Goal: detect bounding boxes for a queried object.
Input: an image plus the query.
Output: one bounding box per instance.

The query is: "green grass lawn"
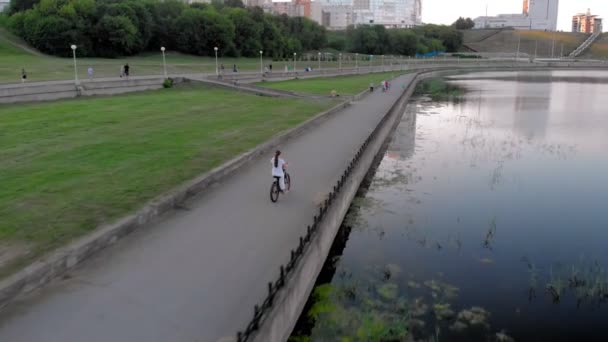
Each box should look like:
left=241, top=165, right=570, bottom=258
left=0, top=84, right=335, bottom=274
left=256, top=71, right=406, bottom=96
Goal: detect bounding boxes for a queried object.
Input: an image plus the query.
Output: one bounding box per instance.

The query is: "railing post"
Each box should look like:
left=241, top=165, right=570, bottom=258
left=253, top=305, right=260, bottom=329
left=268, top=282, right=273, bottom=305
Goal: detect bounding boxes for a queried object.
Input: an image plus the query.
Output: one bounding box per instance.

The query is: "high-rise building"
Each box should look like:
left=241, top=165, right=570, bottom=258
left=352, top=0, right=421, bottom=28
left=0, top=0, right=10, bottom=12
left=322, top=5, right=355, bottom=30
left=474, top=0, right=558, bottom=31
left=265, top=0, right=420, bottom=29
left=572, top=9, right=603, bottom=34
left=527, top=0, right=559, bottom=31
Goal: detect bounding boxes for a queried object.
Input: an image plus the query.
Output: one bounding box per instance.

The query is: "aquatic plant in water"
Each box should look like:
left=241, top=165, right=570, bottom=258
left=377, top=283, right=399, bottom=301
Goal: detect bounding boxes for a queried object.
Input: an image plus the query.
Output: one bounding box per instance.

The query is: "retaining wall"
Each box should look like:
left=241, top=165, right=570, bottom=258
left=0, top=77, right=179, bottom=104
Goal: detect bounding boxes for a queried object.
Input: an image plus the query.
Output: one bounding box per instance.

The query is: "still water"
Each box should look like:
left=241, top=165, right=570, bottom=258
left=292, top=71, right=608, bottom=341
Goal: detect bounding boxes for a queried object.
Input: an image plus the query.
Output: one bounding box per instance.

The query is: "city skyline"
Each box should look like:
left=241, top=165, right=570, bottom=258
left=422, top=0, right=607, bottom=32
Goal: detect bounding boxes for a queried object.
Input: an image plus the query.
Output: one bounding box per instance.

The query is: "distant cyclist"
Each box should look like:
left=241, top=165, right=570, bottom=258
left=271, top=150, right=288, bottom=193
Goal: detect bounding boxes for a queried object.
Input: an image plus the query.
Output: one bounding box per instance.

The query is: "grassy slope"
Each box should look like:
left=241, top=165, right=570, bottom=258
left=0, top=84, right=334, bottom=270
left=0, top=29, right=363, bottom=83
left=0, top=28, right=279, bottom=82
left=257, top=71, right=406, bottom=96
left=466, top=30, right=588, bottom=57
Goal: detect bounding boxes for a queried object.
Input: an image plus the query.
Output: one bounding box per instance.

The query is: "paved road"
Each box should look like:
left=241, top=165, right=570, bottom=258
left=0, top=74, right=416, bottom=342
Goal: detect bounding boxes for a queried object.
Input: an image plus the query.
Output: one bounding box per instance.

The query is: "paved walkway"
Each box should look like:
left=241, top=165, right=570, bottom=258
left=0, top=74, right=415, bottom=342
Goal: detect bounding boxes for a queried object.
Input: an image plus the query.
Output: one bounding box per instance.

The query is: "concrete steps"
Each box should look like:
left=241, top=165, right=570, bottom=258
left=569, top=32, right=601, bottom=58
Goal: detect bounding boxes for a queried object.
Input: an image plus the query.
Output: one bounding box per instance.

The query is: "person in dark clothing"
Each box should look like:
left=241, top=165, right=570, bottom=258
left=124, top=63, right=130, bottom=78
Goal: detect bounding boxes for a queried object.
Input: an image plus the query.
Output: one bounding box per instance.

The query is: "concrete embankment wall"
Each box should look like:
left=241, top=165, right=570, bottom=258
left=0, top=77, right=182, bottom=104
left=249, top=72, right=423, bottom=342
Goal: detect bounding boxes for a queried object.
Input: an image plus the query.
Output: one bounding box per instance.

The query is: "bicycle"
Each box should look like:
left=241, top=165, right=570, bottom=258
left=270, top=172, right=291, bottom=203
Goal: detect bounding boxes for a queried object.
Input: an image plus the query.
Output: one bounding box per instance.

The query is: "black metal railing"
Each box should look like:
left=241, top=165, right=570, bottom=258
left=236, top=76, right=408, bottom=342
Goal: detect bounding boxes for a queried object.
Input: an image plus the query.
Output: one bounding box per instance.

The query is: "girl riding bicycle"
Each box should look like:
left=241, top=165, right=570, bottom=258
left=271, top=150, right=288, bottom=193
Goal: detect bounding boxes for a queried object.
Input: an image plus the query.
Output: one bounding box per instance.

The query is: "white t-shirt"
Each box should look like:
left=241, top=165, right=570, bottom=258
left=271, top=157, right=286, bottom=177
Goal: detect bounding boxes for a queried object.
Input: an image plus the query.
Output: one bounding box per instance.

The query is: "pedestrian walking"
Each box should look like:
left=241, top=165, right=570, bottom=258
left=233, top=64, right=238, bottom=73
left=220, top=63, right=225, bottom=74
left=124, top=63, right=130, bottom=78
left=87, top=66, right=94, bottom=81
left=269, top=64, right=272, bottom=72
left=21, top=68, right=27, bottom=83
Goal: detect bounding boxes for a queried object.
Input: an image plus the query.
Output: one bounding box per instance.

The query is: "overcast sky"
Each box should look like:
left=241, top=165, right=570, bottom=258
left=422, top=0, right=607, bottom=32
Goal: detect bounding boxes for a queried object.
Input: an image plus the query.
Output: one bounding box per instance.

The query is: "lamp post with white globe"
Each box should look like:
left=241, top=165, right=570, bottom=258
left=161, top=47, right=167, bottom=79
left=214, top=47, right=219, bottom=76
left=259, top=50, right=263, bottom=76
left=317, top=52, right=321, bottom=71
left=339, top=53, right=342, bottom=72
left=293, top=52, right=297, bottom=73
left=70, top=44, right=79, bottom=85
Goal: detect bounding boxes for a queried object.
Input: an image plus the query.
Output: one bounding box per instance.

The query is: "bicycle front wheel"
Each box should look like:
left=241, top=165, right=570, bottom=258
left=270, top=182, right=280, bottom=202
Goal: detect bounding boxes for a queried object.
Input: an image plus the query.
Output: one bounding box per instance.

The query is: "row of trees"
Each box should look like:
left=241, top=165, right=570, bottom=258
left=6, top=0, right=327, bottom=58
left=6, top=0, right=463, bottom=58
left=332, top=24, right=463, bottom=56
left=452, top=17, right=475, bottom=30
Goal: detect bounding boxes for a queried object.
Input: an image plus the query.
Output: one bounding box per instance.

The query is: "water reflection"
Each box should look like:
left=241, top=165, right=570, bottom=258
left=292, top=71, right=608, bottom=342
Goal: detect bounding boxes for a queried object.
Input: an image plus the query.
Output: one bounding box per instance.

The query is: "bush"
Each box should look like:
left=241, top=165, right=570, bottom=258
left=163, top=78, right=174, bottom=88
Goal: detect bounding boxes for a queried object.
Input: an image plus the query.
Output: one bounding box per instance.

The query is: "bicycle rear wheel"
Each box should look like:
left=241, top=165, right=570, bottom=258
left=270, top=182, right=280, bottom=202
left=285, top=173, right=291, bottom=191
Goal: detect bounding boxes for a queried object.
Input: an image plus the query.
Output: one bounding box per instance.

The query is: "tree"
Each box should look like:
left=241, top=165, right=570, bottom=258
left=173, top=8, right=235, bottom=56
left=9, top=0, right=39, bottom=14
left=259, top=14, right=285, bottom=58
left=225, top=8, right=261, bottom=57
left=388, top=29, right=418, bottom=56
left=224, top=0, right=244, bottom=8
left=26, top=15, right=74, bottom=55
left=452, top=16, right=475, bottom=30
left=93, top=15, right=138, bottom=57
left=145, top=0, right=186, bottom=50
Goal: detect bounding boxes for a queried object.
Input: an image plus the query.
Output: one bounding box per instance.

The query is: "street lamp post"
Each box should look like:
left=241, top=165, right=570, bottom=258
left=369, top=55, right=373, bottom=72
left=70, top=44, right=79, bottom=85
left=516, top=34, right=521, bottom=63
left=161, top=47, right=167, bottom=79
left=293, top=52, right=297, bottom=73
left=382, top=54, right=384, bottom=71
left=318, top=52, right=321, bottom=71
left=259, top=50, right=263, bottom=76
left=355, top=53, right=358, bottom=72
left=551, top=33, right=556, bottom=58
left=214, top=47, right=219, bottom=76
left=339, top=53, right=342, bottom=72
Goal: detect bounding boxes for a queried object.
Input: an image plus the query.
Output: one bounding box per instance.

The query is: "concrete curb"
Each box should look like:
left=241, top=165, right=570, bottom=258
left=0, top=91, right=367, bottom=309
left=187, top=78, right=318, bottom=99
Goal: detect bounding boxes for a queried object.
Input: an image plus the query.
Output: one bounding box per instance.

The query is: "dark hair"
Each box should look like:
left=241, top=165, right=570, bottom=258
left=274, top=150, right=281, bottom=168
